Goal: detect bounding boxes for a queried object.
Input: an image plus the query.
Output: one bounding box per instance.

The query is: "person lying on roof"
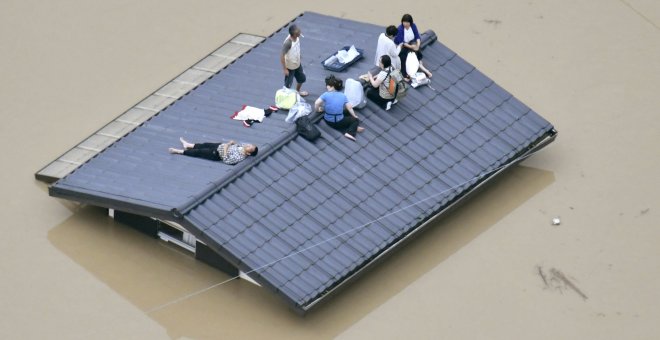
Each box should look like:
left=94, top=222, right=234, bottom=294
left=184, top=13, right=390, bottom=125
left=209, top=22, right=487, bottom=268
left=168, top=138, right=258, bottom=165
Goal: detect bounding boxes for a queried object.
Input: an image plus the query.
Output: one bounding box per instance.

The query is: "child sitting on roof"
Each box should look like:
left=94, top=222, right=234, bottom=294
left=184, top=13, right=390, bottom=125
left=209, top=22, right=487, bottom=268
left=169, top=138, right=258, bottom=165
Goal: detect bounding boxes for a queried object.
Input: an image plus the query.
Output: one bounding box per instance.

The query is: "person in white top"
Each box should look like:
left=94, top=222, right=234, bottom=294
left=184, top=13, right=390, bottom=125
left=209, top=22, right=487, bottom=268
left=280, top=24, right=309, bottom=97
left=394, top=14, right=433, bottom=80
left=374, top=25, right=401, bottom=70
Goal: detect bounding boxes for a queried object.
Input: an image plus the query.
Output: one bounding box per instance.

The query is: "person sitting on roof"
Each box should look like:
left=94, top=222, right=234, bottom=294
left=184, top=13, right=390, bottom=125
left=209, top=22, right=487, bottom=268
left=315, top=75, right=365, bottom=141
left=365, top=55, right=403, bottom=111
left=168, top=138, right=258, bottom=165
left=395, top=14, right=433, bottom=80
left=375, top=25, right=401, bottom=70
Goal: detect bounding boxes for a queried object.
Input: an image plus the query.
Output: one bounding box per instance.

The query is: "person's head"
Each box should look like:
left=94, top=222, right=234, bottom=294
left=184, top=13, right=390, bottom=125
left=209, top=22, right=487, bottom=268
left=244, top=144, right=258, bottom=156
left=385, top=25, right=398, bottom=38
left=380, top=55, right=392, bottom=69
left=401, top=14, right=414, bottom=29
left=288, top=24, right=301, bottom=39
left=324, top=75, right=343, bottom=91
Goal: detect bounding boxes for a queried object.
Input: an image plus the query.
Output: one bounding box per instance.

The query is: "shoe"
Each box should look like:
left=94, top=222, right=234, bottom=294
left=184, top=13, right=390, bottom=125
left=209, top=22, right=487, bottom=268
left=385, top=101, right=392, bottom=111
left=393, top=99, right=398, bottom=105
left=344, top=133, right=356, bottom=141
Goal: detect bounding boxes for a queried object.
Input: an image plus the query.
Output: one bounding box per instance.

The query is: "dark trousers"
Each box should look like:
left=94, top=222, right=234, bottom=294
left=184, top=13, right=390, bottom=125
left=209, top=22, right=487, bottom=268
left=183, top=143, right=222, bottom=161
left=366, top=88, right=393, bottom=110
left=324, top=111, right=359, bottom=137
left=284, top=65, right=307, bottom=88
left=399, top=46, right=423, bottom=78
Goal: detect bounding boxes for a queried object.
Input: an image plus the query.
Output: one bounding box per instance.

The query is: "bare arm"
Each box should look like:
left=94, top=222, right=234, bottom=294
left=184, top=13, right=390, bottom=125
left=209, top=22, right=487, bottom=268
left=314, top=97, right=324, bottom=112
left=367, top=71, right=383, bottom=88
left=281, top=39, right=292, bottom=75
left=345, top=103, right=357, bottom=118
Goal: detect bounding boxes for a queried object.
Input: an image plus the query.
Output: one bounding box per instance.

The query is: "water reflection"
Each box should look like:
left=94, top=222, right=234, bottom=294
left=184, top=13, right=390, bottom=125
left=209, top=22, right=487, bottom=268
left=48, top=164, right=554, bottom=339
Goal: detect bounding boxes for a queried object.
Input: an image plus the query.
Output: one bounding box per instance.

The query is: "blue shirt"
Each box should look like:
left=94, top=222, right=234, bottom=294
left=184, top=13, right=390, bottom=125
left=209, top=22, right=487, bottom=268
left=320, top=91, right=348, bottom=122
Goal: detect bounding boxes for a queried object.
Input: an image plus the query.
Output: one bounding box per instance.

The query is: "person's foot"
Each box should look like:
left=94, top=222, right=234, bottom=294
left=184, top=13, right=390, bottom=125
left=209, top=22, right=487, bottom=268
left=425, top=71, right=433, bottom=78
left=179, top=137, right=194, bottom=149
left=299, top=91, right=309, bottom=97
left=386, top=101, right=393, bottom=111
left=357, top=126, right=365, bottom=133
left=344, top=133, right=356, bottom=141
left=169, top=148, right=183, bottom=154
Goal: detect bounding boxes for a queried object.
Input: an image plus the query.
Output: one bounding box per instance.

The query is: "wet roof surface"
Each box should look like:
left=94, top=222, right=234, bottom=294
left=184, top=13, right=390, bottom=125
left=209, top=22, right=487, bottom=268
left=51, top=12, right=555, bottom=312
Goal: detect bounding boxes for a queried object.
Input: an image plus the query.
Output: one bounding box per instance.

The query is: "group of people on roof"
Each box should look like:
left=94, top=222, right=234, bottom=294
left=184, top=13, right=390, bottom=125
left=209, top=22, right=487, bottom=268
left=170, top=13, right=432, bottom=164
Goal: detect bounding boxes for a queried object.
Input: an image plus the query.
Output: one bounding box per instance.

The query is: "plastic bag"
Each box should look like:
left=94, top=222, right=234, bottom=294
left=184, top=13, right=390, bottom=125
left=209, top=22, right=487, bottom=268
left=344, top=78, right=367, bottom=109
left=275, top=87, right=298, bottom=109
left=405, top=51, right=420, bottom=77
left=336, top=45, right=360, bottom=64
left=285, top=98, right=312, bottom=123
left=410, top=72, right=431, bottom=88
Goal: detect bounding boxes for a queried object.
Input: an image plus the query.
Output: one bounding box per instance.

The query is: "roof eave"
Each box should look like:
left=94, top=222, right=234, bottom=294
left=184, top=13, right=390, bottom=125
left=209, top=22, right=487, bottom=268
left=299, top=128, right=558, bottom=313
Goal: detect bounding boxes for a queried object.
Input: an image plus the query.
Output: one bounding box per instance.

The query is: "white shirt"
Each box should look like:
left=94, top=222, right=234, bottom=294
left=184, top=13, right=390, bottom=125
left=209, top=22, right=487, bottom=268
left=375, top=33, right=401, bottom=69
left=403, top=27, right=415, bottom=43
left=283, top=35, right=301, bottom=69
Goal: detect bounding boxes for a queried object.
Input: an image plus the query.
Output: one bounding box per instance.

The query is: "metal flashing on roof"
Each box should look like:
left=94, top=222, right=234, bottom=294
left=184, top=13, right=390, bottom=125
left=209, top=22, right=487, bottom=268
left=35, top=33, right=265, bottom=183
left=46, top=12, right=556, bottom=314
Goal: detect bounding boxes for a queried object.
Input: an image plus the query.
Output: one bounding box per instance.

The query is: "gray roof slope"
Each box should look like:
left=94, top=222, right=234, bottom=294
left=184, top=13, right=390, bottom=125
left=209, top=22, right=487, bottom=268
left=50, top=12, right=555, bottom=312
left=180, top=14, right=554, bottom=312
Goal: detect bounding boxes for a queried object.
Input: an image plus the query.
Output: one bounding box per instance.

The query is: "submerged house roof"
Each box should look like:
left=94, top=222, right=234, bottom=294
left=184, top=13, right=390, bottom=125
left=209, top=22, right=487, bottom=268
left=49, top=12, right=556, bottom=313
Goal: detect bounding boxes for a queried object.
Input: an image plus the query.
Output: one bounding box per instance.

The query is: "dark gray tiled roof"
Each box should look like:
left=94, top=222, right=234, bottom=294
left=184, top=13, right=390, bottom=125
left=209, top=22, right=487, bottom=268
left=50, top=12, right=555, bottom=313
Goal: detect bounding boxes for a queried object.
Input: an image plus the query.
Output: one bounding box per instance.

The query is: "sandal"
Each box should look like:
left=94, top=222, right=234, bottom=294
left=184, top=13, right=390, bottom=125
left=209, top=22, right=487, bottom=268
left=299, top=91, right=309, bottom=97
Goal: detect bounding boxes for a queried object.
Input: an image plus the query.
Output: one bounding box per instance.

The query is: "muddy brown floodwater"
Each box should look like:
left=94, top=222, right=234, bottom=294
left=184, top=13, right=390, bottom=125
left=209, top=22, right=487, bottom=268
left=2, top=1, right=659, bottom=339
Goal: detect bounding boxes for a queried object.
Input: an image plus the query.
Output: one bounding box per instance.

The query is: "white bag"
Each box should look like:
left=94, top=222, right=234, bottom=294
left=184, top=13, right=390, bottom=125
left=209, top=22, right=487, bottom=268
left=411, top=72, right=430, bottom=88
left=344, top=78, right=367, bottom=109
left=405, top=51, right=420, bottom=77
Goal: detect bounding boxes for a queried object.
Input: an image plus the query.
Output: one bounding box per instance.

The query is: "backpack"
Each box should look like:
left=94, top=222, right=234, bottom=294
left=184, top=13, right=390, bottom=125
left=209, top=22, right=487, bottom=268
left=295, top=116, right=321, bottom=141
left=386, top=69, right=407, bottom=99
left=275, top=87, right=298, bottom=109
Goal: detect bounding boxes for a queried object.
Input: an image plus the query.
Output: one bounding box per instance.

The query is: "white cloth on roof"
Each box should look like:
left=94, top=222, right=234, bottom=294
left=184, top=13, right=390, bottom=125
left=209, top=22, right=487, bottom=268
left=231, top=106, right=265, bottom=122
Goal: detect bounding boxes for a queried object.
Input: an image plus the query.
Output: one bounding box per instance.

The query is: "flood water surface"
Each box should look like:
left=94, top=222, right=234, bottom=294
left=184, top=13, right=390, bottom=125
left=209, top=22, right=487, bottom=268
left=2, top=1, right=659, bottom=339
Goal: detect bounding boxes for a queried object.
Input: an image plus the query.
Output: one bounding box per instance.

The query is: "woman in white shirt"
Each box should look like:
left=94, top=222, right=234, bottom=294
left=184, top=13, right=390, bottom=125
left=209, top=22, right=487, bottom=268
left=394, top=14, right=433, bottom=80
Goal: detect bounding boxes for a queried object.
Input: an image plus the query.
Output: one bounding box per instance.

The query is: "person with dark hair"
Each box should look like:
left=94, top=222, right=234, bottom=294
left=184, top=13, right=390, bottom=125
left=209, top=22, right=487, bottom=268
left=375, top=25, right=401, bottom=69
left=169, top=138, right=258, bottom=165
left=280, top=24, right=308, bottom=97
left=366, top=55, right=404, bottom=111
left=394, top=13, right=433, bottom=79
left=314, top=75, right=364, bottom=141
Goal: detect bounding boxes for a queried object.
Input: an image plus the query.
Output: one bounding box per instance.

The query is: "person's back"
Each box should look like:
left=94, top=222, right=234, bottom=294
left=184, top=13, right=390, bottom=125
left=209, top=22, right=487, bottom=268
left=320, top=91, right=348, bottom=121
left=375, top=25, right=401, bottom=69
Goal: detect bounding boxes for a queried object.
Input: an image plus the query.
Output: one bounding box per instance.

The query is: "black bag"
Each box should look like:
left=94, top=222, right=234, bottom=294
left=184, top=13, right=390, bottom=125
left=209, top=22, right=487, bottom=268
left=295, top=116, right=321, bottom=141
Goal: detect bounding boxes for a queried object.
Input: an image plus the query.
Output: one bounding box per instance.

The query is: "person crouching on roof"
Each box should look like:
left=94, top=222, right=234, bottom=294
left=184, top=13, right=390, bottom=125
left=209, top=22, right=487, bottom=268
left=169, top=138, right=258, bottom=165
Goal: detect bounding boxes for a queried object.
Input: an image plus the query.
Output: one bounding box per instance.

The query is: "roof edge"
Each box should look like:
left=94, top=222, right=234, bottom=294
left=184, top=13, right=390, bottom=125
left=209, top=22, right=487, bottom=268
left=300, top=128, right=557, bottom=313
left=49, top=184, right=175, bottom=221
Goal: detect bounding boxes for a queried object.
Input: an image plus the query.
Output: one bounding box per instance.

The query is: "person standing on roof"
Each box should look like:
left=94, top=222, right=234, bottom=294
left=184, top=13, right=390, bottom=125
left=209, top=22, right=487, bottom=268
left=169, top=138, right=258, bottom=165
left=375, top=25, right=401, bottom=70
left=394, top=14, right=433, bottom=80
left=281, top=24, right=309, bottom=97
left=315, top=75, right=364, bottom=141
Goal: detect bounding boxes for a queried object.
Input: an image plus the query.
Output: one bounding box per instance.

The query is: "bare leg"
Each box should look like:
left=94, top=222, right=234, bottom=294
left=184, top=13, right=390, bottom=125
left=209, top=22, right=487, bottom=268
left=419, top=61, right=433, bottom=78
left=179, top=137, right=194, bottom=149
